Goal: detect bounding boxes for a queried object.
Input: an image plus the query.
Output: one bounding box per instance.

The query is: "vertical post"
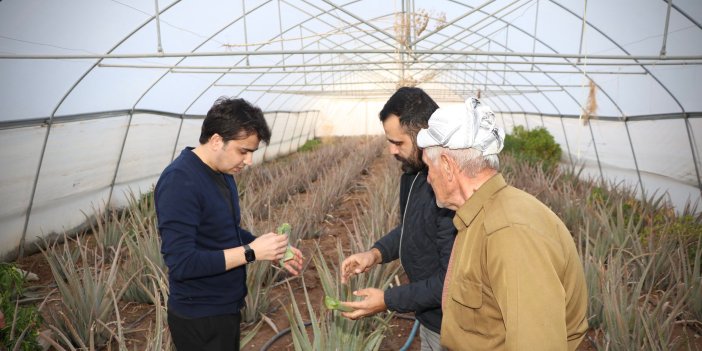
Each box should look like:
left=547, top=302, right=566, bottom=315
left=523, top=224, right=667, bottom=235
left=531, top=0, right=540, bottom=70
left=587, top=120, right=604, bottom=183
left=242, top=0, right=250, bottom=65
left=263, top=112, right=279, bottom=162
left=170, top=115, right=186, bottom=162
left=683, top=113, right=702, bottom=196
left=154, top=0, right=164, bottom=53
left=660, top=0, right=673, bottom=56
left=287, top=112, right=301, bottom=155
left=300, top=25, right=307, bottom=85
left=18, top=117, right=53, bottom=259
left=559, top=115, right=574, bottom=165
left=107, top=111, right=135, bottom=209
left=277, top=0, right=286, bottom=71
left=623, top=118, right=646, bottom=198
left=503, top=25, right=509, bottom=85
left=577, top=0, right=588, bottom=63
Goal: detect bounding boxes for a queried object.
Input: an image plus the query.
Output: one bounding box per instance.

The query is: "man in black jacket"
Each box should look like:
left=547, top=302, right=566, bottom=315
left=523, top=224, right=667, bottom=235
left=340, top=87, right=456, bottom=350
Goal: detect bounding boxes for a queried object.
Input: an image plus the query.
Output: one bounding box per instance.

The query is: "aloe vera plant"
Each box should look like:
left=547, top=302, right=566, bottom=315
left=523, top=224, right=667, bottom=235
left=324, top=295, right=353, bottom=312
left=277, top=222, right=295, bottom=265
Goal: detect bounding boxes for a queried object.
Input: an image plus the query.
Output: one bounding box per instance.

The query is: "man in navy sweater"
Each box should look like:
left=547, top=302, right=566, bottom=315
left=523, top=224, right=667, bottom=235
left=155, top=97, right=303, bottom=351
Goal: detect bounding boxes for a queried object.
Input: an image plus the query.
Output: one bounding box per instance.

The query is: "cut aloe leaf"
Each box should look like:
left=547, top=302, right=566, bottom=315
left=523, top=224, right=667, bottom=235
left=276, top=223, right=291, bottom=235
left=324, top=295, right=353, bottom=312
left=276, top=223, right=295, bottom=265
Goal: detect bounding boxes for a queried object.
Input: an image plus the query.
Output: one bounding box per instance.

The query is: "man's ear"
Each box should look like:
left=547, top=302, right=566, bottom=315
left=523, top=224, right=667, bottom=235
left=440, top=153, right=454, bottom=182
left=209, top=133, right=223, bottom=150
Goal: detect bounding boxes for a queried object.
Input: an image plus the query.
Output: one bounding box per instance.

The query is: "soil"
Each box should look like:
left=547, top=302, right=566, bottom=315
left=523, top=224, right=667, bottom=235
left=14, top=152, right=422, bottom=350
left=13, top=147, right=700, bottom=350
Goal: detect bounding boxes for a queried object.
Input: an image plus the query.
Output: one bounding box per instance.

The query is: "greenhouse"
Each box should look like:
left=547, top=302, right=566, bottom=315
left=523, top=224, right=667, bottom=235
left=0, top=0, right=700, bottom=350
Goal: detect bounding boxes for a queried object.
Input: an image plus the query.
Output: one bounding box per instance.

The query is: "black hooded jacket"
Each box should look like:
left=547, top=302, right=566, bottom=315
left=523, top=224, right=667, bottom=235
left=372, top=168, right=456, bottom=333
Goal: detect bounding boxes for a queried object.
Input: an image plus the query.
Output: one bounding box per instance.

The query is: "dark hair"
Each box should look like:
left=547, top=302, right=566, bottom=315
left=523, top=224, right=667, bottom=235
left=199, top=97, right=271, bottom=145
left=379, top=87, right=439, bottom=138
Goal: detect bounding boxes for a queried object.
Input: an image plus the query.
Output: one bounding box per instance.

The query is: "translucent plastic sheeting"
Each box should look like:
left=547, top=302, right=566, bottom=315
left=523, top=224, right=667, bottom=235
left=0, top=126, right=46, bottom=258
left=24, top=116, right=130, bottom=259
left=628, top=119, right=698, bottom=187
left=516, top=114, right=702, bottom=212
left=0, top=110, right=317, bottom=261
left=111, top=113, right=181, bottom=207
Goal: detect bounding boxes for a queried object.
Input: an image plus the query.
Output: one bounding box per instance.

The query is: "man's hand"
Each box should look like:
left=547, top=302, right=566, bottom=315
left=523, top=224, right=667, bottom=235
left=341, top=249, right=382, bottom=284
left=250, top=232, right=288, bottom=261
left=282, top=246, right=304, bottom=275
left=340, top=288, right=387, bottom=320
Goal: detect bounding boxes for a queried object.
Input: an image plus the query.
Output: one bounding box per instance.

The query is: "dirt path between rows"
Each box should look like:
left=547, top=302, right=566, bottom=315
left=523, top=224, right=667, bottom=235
left=243, top=152, right=420, bottom=350
left=14, top=150, right=420, bottom=351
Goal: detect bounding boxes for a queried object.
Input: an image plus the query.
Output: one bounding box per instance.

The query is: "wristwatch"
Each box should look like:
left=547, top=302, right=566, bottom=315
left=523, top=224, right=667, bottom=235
left=243, top=244, right=256, bottom=263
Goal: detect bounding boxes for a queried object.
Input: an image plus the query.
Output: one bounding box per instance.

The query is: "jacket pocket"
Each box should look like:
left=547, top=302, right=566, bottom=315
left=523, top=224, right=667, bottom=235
left=450, top=279, right=485, bottom=335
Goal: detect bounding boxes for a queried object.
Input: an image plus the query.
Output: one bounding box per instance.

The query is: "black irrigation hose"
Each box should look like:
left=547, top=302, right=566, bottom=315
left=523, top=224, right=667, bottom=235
left=260, top=322, right=312, bottom=351
left=259, top=315, right=417, bottom=351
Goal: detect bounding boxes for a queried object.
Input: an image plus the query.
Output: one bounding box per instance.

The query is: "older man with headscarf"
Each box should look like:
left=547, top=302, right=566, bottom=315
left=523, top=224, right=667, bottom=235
left=416, top=97, right=588, bottom=351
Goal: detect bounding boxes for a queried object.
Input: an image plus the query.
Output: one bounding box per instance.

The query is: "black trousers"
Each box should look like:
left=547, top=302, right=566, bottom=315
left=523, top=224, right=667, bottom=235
left=168, top=310, right=241, bottom=351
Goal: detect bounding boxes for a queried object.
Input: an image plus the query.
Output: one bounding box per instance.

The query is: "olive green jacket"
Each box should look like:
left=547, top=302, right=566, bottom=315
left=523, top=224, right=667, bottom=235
left=441, top=174, right=588, bottom=350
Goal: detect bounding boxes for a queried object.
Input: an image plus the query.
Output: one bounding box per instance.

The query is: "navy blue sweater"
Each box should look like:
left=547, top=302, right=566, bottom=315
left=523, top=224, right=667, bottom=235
left=155, top=147, right=255, bottom=319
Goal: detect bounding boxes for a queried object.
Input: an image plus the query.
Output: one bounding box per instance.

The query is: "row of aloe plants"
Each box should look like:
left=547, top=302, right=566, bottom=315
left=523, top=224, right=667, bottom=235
left=284, top=153, right=404, bottom=350
left=34, top=137, right=380, bottom=350
left=502, top=154, right=702, bottom=350
left=27, top=137, right=701, bottom=350
left=237, top=137, right=358, bottom=220
left=240, top=137, right=386, bottom=324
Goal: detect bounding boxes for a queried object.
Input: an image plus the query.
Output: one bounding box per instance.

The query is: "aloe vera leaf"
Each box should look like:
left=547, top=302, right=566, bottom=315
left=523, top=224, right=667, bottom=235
left=324, top=295, right=353, bottom=312
left=276, top=223, right=291, bottom=235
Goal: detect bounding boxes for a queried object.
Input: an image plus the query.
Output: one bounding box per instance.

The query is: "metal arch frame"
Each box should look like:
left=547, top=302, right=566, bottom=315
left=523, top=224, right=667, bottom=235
left=177, top=0, right=403, bottom=113
left=184, top=1, right=408, bottom=116
left=16, top=0, right=184, bottom=258
left=249, top=0, right=595, bottom=161
left=549, top=0, right=702, bottom=198
left=104, top=0, right=275, bottom=210
left=243, top=0, right=422, bottom=107
left=11, top=0, right=702, bottom=253
left=245, top=6, right=402, bottom=110
left=413, top=0, right=629, bottom=186
left=403, top=1, right=567, bottom=131
left=256, top=0, right=543, bottom=112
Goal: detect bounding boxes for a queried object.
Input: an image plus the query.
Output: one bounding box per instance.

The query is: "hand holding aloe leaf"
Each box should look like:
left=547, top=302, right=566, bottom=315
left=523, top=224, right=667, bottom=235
left=324, top=295, right=353, bottom=312
left=277, top=223, right=295, bottom=265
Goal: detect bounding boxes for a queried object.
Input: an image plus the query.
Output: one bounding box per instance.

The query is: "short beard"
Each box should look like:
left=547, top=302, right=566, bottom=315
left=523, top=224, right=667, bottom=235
left=395, top=149, right=424, bottom=173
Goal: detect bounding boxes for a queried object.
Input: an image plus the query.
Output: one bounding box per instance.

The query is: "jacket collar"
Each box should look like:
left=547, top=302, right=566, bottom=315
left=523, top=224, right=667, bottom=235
left=453, top=173, right=508, bottom=231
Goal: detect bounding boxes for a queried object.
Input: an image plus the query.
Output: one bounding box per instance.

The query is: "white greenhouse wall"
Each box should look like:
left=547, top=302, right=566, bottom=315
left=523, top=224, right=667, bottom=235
left=314, top=98, right=701, bottom=213
left=0, top=110, right=318, bottom=262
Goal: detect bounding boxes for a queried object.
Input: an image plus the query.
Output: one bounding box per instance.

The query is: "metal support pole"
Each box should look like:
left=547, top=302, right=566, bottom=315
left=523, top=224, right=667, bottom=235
left=559, top=115, right=574, bottom=165
left=171, top=115, right=186, bottom=162
left=262, top=112, right=279, bottom=161
left=531, top=0, right=540, bottom=70
left=18, top=117, right=52, bottom=258
left=587, top=120, right=604, bottom=183
left=242, top=0, right=250, bottom=65
left=277, top=0, right=286, bottom=70
left=154, top=0, right=164, bottom=53
left=106, top=111, right=135, bottom=208
left=287, top=112, right=301, bottom=155
left=622, top=118, right=646, bottom=198
left=661, top=0, right=673, bottom=56
left=683, top=113, right=702, bottom=196
left=577, top=0, right=588, bottom=63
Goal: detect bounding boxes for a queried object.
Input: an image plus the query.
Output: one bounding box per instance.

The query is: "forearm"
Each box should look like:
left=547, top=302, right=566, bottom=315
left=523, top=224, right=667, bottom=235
left=223, top=246, right=248, bottom=270
left=372, top=226, right=401, bottom=263
left=369, top=247, right=383, bottom=265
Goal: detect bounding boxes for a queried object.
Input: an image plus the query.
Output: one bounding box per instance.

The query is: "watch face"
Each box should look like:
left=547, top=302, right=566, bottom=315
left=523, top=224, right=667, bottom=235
left=245, top=247, right=255, bottom=262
